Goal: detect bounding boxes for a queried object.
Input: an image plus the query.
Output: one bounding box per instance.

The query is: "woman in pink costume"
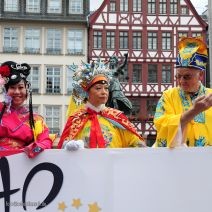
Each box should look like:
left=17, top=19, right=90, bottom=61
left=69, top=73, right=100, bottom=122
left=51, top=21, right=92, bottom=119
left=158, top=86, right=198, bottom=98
left=0, top=61, right=52, bottom=158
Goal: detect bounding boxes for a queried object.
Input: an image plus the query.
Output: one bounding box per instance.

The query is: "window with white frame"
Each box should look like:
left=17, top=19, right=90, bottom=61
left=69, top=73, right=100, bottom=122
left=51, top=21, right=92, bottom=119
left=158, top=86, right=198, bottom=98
left=4, top=0, right=18, bottom=12
left=118, top=67, right=128, bottom=82
left=178, top=32, right=188, bottom=40
left=192, top=32, right=202, bottom=38
left=130, top=99, right=140, bottom=117
left=119, top=31, right=128, bottom=49
left=148, top=0, right=156, bottom=14
left=120, top=0, right=128, bottom=12
left=28, top=65, right=40, bottom=93
left=181, top=6, right=188, bottom=15
left=110, top=1, right=116, bottom=12
left=132, top=64, right=142, bottom=82
left=67, top=30, right=83, bottom=54
left=45, top=106, right=60, bottom=135
left=47, top=0, right=62, bottom=13
left=133, top=0, right=141, bottom=12
left=170, top=0, right=178, bottom=14
left=32, top=105, right=39, bottom=114
left=26, top=0, right=40, bottom=13
left=66, top=66, right=74, bottom=94
left=148, top=32, right=157, bottom=50
left=148, top=64, right=157, bottom=83
left=162, top=32, right=171, bottom=50
left=106, top=31, right=115, bottom=49
left=159, top=0, right=166, bottom=14
left=25, top=28, right=40, bottom=54
left=93, top=31, right=102, bottom=49
left=147, top=99, right=158, bottom=118
left=46, top=29, right=62, bottom=54
left=69, top=0, right=83, bottom=14
left=3, top=27, right=18, bottom=53
left=162, top=65, right=171, bottom=83
left=46, top=66, right=61, bottom=94
left=133, top=31, right=142, bottom=49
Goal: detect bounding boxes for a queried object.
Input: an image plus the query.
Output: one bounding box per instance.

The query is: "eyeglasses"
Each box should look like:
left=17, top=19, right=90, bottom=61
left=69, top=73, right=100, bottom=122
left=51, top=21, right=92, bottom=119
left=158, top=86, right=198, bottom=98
left=175, top=74, right=194, bottom=80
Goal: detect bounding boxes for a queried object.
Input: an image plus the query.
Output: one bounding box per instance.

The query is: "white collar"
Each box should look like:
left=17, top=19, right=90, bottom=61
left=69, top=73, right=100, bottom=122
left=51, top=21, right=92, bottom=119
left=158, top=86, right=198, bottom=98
left=86, top=102, right=106, bottom=112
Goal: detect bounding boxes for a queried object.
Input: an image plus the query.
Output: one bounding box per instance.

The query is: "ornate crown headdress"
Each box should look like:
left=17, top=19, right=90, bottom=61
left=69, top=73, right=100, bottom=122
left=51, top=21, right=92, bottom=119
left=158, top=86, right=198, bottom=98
left=68, top=58, right=113, bottom=103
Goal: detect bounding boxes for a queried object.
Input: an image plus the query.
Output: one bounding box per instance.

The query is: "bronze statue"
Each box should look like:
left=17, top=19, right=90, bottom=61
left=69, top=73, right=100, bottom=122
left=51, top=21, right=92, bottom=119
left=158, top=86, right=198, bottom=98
left=107, top=53, right=132, bottom=115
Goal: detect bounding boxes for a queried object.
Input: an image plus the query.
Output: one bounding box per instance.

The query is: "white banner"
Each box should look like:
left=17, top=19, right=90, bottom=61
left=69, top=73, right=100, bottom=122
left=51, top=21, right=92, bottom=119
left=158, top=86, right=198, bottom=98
left=0, top=148, right=212, bottom=212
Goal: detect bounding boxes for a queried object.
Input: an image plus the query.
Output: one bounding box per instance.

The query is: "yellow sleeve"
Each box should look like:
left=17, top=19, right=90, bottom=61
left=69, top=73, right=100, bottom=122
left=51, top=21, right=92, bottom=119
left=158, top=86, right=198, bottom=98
left=153, top=89, right=182, bottom=147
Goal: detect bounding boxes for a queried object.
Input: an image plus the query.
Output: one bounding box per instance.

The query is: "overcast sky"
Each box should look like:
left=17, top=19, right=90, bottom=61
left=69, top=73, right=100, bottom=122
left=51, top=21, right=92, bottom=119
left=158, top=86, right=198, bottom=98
left=90, top=0, right=208, bottom=14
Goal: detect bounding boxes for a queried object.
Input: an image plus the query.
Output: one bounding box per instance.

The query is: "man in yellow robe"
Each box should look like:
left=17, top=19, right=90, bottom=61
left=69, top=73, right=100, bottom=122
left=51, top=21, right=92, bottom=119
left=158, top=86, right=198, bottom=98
left=153, top=37, right=212, bottom=147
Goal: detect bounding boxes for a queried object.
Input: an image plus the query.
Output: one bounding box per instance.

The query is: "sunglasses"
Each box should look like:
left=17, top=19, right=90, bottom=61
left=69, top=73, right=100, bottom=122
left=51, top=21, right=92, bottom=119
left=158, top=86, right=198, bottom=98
left=175, top=74, right=194, bottom=80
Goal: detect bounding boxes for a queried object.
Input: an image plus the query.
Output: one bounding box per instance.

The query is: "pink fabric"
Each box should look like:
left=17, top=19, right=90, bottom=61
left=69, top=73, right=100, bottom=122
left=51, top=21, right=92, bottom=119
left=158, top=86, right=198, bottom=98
left=0, top=103, right=52, bottom=157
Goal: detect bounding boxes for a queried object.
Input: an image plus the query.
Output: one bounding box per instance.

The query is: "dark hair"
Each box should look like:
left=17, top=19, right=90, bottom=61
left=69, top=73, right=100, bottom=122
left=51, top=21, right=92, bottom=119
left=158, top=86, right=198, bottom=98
left=0, top=61, right=35, bottom=129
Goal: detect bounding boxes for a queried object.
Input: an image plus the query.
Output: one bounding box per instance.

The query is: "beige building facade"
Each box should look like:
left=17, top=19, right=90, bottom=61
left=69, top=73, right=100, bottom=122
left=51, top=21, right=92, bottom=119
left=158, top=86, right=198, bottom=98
left=0, top=0, right=89, bottom=139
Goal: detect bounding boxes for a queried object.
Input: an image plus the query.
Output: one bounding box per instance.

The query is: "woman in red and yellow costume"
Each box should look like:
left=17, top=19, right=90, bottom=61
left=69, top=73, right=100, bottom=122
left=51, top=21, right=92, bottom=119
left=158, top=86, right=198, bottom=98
left=0, top=61, right=53, bottom=157
left=58, top=59, right=146, bottom=150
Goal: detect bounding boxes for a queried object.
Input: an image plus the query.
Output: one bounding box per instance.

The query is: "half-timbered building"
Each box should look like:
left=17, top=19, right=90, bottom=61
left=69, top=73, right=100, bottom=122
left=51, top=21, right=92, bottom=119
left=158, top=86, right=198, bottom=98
left=88, top=0, right=208, bottom=146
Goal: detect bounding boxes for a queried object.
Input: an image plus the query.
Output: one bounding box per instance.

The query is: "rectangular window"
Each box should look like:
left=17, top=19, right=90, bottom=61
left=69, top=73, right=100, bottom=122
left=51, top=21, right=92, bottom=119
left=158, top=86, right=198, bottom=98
left=110, top=2, right=116, bottom=12
left=46, top=66, right=61, bottom=94
left=192, top=32, right=202, bottom=38
left=3, top=27, right=18, bottom=53
left=148, top=0, right=156, bottom=14
left=119, top=31, right=128, bottom=49
left=45, top=106, right=60, bottom=134
left=29, top=65, right=40, bottom=93
left=162, top=65, right=171, bottom=83
left=159, top=0, right=166, bottom=14
left=46, top=29, right=62, bottom=54
left=106, top=31, right=115, bottom=49
left=181, top=6, right=188, bottom=15
left=148, top=32, right=157, bottom=50
left=133, top=32, right=142, bottom=49
left=147, top=99, right=158, bottom=118
left=133, top=0, right=141, bottom=12
left=118, top=67, right=128, bottom=82
left=93, top=31, right=102, bottom=49
left=162, top=32, right=171, bottom=50
left=26, top=0, right=40, bottom=13
left=170, top=0, right=178, bottom=14
left=24, top=28, right=40, bottom=54
left=66, top=66, right=74, bottom=94
left=120, top=0, right=128, bottom=12
left=148, top=64, right=157, bottom=83
left=47, top=0, right=62, bottom=13
left=132, top=64, right=142, bottom=82
left=33, top=105, right=39, bottom=114
left=67, top=30, right=83, bottom=54
left=69, top=0, right=83, bottom=14
left=178, top=32, right=188, bottom=40
left=4, top=0, right=18, bottom=11
left=131, top=99, right=140, bottom=117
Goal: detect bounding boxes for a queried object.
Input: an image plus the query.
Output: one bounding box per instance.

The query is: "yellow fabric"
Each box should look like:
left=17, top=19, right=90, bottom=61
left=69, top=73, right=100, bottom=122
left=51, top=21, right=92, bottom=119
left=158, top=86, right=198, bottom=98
left=75, top=115, right=141, bottom=148
left=33, top=119, right=44, bottom=141
left=66, top=95, right=85, bottom=118
left=154, top=87, right=212, bottom=147
left=179, top=37, right=208, bottom=59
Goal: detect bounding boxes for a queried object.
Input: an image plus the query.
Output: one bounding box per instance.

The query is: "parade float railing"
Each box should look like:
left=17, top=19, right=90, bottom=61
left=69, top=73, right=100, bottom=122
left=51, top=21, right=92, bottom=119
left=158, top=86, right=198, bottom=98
left=0, top=148, right=212, bottom=212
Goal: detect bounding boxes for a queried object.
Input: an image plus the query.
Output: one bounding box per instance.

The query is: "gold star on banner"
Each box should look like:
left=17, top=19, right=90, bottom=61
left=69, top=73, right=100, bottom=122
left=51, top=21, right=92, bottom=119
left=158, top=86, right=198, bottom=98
left=72, top=198, right=82, bottom=209
left=88, top=202, right=101, bottom=212
left=58, top=201, right=67, bottom=211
